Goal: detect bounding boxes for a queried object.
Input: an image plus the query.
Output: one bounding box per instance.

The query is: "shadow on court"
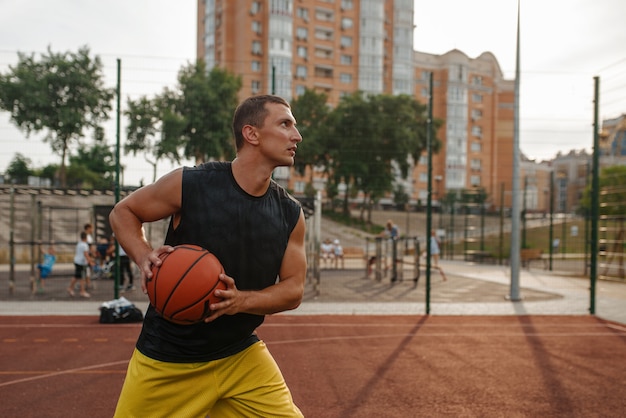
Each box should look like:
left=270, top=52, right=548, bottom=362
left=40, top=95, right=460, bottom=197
left=1, top=314, right=625, bottom=417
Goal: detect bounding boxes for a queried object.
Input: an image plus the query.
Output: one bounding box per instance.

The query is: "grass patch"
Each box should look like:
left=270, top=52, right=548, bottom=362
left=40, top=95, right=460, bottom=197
left=323, top=210, right=385, bottom=235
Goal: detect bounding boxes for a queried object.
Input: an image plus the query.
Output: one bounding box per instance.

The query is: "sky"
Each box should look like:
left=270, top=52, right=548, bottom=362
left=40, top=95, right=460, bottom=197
left=0, top=0, right=625, bottom=186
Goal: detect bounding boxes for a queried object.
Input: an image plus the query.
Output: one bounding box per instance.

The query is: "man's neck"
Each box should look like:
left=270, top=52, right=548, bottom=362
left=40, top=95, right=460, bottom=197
left=231, top=158, right=273, bottom=197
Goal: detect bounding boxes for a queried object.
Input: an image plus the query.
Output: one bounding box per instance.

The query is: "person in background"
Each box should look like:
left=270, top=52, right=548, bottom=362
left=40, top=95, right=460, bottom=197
left=423, top=229, right=446, bottom=282
left=321, top=238, right=335, bottom=269
left=383, top=219, right=399, bottom=239
left=83, top=223, right=95, bottom=290
left=67, top=231, right=94, bottom=298
left=373, top=220, right=400, bottom=277
left=333, top=239, right=344, bottom=269
left=118, top=243, right=135, bottom=291
left=36, top=242, right=56, bottom=292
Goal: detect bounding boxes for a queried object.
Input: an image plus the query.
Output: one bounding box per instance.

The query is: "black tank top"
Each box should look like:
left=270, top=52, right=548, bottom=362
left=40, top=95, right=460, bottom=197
left=136, top=162, right=302, bottom=362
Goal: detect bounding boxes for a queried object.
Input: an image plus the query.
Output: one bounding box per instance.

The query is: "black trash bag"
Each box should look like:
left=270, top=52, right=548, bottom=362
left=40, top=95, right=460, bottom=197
left=99, top=297, right=144, bottom=324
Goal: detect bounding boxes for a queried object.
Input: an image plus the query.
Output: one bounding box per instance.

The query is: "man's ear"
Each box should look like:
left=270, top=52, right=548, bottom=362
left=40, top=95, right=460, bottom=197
left=242, top=125, right=259, bottom=145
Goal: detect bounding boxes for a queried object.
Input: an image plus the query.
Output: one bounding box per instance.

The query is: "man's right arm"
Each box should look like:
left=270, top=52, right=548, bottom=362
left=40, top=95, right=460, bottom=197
left=109, top=168, right=183, bottom=283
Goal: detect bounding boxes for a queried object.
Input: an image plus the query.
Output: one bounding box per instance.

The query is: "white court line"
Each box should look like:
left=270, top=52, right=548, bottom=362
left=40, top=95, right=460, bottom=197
left=0, top=323, right=140, bottom=328
left=607, top=323, right=626, bottom=332
left=0, top=360, right=128, bottom=388
left=263, top=331, right=626, bottom=345
left=262, top=322, right=615, bottom=328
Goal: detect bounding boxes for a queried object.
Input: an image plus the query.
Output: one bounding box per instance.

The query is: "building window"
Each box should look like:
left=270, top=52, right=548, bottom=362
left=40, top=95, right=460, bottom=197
left=471, top=141, right=482, bottom=152
left=297, top=46, right=308, bottom=59
left=471, top=159, right=481, bottom=170
left=296, top=65, right=307, bottom=79
left=251, top=61, right=261, bottom=72
left=270, top=0, right=292, bottom=15
left=314, top=66, right=333, bottom=79
left=472, top=93, right=483, bottom=103
left=252, top=41, right=262, bottom=55
left=295, top=85, right=306, bottom=96
left=315, top=8, right=334, bottom=22
left=421, top=87, right=429, bottom=98
left=314, top=47, right=332, bottom=59
left=472, top=76, right=483, bottom=85
left=471, top=109, right=482, bottom=121
left=252, top=21, right=262, bottom=34
left=341, top=17, right=353, bottom=29
left=341, top=0, right=353, bottom=10
left=340, top=54, right=352, bottom=65
left=315, top=27, right=333, bottom=41
left=294, top=181, right=306, bottom=194
left=470, top=175, right=481, bottom=186
left=451, top=64, right=467, bottom=82
left=296, top=27, right=308, bottom=40
left=340, top=73, right=352, bottom=83
left=251, top=80, right=261, bottom=93
left=250, top=1, right=261, bottom=15
left=340, top=35, right=352, bottom=47
left=472, top=126, right=482, bottom=138
left=296, top=7, right=309, bottom=21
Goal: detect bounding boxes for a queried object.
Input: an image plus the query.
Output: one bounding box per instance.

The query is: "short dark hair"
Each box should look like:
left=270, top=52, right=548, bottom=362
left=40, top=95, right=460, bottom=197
left=232, top=95, right=290, bottom=150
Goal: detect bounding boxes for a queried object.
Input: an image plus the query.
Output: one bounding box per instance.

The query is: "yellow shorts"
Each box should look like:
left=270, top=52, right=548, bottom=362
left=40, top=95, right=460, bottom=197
left=114, top=341, right=303, bottom=418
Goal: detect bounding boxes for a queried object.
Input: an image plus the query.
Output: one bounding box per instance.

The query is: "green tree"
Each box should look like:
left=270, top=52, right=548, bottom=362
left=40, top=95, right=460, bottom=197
left=66, top=142, right=116, bottom=189
left=325, top=92, right=437, bottom=222
left=0, top=46, right=114, bottom=186
left=35, top=164, right=59, bottom=184
left=580, top=165, right=626, bottom=216
left=176, top=62, right=241, bottom=163
left=290, top=89, right=330, bottom=184
left=125, top=94, right=182, bottom=184
left=5, top=153, right=33, bottom=184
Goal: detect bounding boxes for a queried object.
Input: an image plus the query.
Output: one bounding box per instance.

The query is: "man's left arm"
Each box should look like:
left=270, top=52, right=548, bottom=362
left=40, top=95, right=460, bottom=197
left=206, top=210, right=307, bottom=320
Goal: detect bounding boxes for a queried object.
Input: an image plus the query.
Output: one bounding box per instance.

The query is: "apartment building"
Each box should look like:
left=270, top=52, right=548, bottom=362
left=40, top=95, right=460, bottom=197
left=197, top=0, right=414, bottom=103
left=196, top=0, right=525, bottom=210
left=412, top=50, right=516, bottom=210
left=552, top=150, right=591, bottom=214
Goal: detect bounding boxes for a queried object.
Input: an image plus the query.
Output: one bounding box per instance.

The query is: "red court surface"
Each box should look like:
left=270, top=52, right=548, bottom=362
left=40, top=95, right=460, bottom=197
left=1, top=314, right=626, bottom=417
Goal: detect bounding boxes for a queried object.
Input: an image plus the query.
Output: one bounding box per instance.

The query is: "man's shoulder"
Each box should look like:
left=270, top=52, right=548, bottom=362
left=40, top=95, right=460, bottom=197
left=270, top=180, right=301, bottom=207
left=187, top=161, right=231, bottom=172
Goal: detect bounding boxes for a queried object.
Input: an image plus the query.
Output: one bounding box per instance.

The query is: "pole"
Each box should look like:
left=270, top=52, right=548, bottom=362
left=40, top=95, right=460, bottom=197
left=9, top=184, right=15, bottom=294
left=589, top=76, right=600, bottom=315
left=499, top=183, right=505, bottom=265
left=114, top=58, right=121, bottom=299
left=509, top=0, right=522, bottom=301
left=522, top=176, right=527, bottom=249
left=549, top=170, right=554, bottom=270
left=425, top=71, right=433, bottom=314
left=584, top=160, right=590, bottom=277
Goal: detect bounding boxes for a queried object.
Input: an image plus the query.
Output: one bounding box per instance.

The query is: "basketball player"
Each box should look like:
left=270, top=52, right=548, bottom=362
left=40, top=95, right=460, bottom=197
left=109, top=95, right=305, bottom=417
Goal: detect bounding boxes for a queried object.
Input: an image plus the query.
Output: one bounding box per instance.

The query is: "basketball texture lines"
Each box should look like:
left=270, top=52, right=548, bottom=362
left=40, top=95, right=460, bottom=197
left=148, top=244, right=225, bottom=324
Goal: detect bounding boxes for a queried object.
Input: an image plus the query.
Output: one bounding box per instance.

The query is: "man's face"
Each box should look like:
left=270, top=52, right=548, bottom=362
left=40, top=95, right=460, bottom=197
left=256, top=103, right=303, bottom=167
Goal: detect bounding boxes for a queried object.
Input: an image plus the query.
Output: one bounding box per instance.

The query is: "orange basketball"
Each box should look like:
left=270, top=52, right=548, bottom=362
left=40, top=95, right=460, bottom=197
left=147, top=244, right=226, bottom=325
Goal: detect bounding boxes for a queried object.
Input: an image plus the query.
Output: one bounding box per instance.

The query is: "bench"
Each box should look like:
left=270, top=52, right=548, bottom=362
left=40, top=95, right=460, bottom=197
left=464, top=250, right=495, bottom=264
left=520, top=248, right=546, bottom=269
left=343, top=247, right=365, bottom=259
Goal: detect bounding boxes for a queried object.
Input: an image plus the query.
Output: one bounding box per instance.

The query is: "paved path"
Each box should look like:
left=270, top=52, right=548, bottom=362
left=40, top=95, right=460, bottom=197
left=1, top=259, right=625, bottom=325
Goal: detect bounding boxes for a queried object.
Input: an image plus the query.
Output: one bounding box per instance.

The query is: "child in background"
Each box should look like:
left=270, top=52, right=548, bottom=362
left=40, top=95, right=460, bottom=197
left=36, top=242, right=56, bottom=292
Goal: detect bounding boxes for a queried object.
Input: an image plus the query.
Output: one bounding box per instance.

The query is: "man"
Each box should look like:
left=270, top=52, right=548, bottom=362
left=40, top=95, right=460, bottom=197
left=83, top=223, right=95, bottom=289
left=66, top=232, right=93, bottom=298
left=109, top=95, right=306, bottom=417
